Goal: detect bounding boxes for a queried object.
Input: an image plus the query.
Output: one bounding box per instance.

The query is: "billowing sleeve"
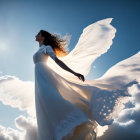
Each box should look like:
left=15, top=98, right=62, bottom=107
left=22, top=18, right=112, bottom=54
left=42, top=45, right=57, bottom=61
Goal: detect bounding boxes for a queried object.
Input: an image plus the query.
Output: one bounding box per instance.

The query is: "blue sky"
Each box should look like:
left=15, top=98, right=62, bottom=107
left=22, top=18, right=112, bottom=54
left=0, top=0, right=139, bottom=81
left=0, top=0, right=140, bottom=139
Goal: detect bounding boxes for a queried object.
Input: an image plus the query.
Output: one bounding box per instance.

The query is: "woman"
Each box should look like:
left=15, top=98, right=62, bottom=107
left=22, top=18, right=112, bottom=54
left=33, top=19, right=135, bottom=140
left=33, top=30, right=97, bottom=140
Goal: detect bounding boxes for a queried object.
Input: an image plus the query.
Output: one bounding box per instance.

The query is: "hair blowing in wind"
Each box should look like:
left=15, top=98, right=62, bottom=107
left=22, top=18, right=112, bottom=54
left=40, top=30, right=71, bottom=57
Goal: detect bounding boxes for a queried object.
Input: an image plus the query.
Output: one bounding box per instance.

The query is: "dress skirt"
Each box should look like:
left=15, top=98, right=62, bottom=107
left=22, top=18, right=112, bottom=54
left=35, top=61, right=131, bottom=140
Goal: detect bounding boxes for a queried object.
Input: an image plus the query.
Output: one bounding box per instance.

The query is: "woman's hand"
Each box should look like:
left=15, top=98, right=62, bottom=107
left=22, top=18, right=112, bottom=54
left=74, top=73, right=85, bottom=82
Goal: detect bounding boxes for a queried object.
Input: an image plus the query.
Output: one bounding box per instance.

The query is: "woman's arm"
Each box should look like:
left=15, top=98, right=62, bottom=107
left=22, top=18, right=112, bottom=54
left=54, top=57, right=85, bottom=82
left=42, top=45, right=85, bottom=81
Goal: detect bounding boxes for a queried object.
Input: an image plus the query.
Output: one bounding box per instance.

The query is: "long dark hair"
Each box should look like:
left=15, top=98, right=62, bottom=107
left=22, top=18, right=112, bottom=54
left=40, top=30, right=70, bottom=57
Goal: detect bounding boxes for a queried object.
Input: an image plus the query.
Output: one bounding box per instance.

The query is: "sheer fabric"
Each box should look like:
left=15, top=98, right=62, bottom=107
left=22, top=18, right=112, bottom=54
left=33, top=18, right=137, bottom=140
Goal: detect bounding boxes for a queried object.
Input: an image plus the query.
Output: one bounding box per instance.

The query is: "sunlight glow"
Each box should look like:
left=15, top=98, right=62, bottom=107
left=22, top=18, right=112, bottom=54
left=0, top=41, right=9, bottom=52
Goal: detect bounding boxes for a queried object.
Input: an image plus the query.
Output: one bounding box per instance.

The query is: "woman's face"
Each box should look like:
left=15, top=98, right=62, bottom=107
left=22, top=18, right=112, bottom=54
left=35, top=32, right=44, bottom=42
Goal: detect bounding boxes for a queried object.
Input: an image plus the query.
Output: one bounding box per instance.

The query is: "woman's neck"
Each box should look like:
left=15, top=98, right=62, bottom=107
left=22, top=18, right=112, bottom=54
left=39, top=41, right=44, bottom=47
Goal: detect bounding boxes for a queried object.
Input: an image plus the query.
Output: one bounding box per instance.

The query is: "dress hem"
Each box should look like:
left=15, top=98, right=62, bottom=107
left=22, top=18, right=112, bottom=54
left=54, top=108, right=90, bottom=140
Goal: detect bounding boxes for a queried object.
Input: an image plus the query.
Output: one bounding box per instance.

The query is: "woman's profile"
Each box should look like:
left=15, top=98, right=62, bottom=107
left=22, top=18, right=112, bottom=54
left=33, top=18, right=136, bottom=140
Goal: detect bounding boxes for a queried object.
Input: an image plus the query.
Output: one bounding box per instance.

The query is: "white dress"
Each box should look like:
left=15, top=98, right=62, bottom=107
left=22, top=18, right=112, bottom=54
left=33, top=18, right=137, bottom=140
left=33, top=45, right=95, bottom=140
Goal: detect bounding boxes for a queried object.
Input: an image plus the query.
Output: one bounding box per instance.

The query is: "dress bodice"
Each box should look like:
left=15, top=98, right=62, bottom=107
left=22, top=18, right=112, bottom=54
left=33, top=44, right=56, bottom=64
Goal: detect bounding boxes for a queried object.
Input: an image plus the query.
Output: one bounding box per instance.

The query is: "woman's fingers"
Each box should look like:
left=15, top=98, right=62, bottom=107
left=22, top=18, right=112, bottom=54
left=79, top=75, right=85, bottom=82
left=75, top=73, right=85, bottom=82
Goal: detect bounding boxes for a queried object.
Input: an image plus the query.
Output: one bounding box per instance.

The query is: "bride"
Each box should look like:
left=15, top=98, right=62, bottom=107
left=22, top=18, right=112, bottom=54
left=33, top=18, right=137, bottom=140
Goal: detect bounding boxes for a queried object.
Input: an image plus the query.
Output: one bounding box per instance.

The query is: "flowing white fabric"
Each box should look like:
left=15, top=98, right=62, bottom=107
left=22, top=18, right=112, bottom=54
left=33, top=18, right=139, bottom=140
left=46, top=18, right=116, bottom=79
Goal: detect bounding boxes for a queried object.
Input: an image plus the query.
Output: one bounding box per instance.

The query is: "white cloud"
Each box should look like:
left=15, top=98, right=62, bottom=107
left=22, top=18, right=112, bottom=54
left=0, top=75, right=36, bottom=117
left=97, top=83, right=140, bottom=140
left=0, top=75, right=38, bottom=140
left=0, top=115, right=37, bottom=140
left=0, top=125, right=21, bottom=140
left=15, top=115, right=37, bottom=140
